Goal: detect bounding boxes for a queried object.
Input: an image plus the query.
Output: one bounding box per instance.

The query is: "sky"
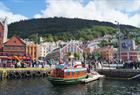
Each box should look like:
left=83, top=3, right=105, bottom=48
left=0, top=0, right=140, bottom=27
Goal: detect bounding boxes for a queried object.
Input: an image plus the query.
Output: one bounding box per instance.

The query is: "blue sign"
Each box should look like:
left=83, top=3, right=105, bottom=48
left=121, top=42, right=128, bottom=49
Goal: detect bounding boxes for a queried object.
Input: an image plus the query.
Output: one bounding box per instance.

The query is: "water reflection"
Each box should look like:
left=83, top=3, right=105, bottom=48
left=0, top=79, right=140, bottom=95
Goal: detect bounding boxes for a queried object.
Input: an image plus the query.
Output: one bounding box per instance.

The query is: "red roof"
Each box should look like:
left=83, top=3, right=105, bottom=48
left=4, top=35, right=26, bottom=46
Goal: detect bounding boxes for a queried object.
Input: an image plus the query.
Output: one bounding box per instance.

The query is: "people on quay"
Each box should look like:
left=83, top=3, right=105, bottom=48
left=3, top=60, right=7, bottom=68
left=21, top=61, right=25, bottom=68
left=47, top=59, right=53, bottom=68
left=32, top=59, right=36, bottom=67
left=95, top=61, right=102, bottom=69
left=121, top=60, right=140, bottom=69
left=17, top=61, right=21, bottom=68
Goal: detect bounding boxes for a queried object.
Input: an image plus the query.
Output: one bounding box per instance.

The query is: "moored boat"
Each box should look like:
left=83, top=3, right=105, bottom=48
left=47, top=61, right=87, bottom=85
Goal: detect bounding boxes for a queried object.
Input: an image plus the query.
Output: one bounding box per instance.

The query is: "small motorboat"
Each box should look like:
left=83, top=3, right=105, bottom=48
left=80, top=71, right=104, bottom=83
left=47, top=61, right=88, bottom=85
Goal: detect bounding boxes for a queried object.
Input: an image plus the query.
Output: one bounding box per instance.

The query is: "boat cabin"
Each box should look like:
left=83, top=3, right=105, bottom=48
left=51, top=68, right=87, bottom=79
left=50, top=61, right=87, bottom=79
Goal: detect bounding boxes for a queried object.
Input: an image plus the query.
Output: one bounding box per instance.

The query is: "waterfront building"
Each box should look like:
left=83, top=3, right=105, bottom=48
left=26, top=41, right=39, bottom=60
left=46, top=41, right=83, bottom=61
left=120, top=39, right=136, bottom=51
left=119, top=39, right=139, bottom=61
left=3, top=35, right=26, bottom=56
left=120, top=51, right=140, bottom=61
left=93, top=46, right=116, bottom=60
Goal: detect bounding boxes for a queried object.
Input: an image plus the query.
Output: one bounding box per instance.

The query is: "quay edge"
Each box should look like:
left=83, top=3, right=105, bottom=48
left=97, top=69, right=140, bottom=80
left=0, top=68, right=51, bottom=80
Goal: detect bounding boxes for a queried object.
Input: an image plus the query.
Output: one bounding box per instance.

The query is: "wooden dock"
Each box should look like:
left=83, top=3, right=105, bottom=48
left=0, top=68, right=51, bottom=80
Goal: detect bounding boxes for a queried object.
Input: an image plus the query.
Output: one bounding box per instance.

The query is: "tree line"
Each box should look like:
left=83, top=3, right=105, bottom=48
left=8, top=17, right=140, bottom=43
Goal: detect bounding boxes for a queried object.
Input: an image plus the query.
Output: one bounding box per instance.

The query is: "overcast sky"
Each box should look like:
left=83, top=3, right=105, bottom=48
left=1, top=0, right=140, bottom=27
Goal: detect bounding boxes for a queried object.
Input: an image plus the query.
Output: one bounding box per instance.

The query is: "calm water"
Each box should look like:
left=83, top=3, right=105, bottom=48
left=0, top=78, right=140, bottom=95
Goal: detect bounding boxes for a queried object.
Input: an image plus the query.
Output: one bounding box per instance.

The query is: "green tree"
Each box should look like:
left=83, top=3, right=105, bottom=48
left=98, top=40, right=112, bottom=47
left=8, top=17, right=140, bottom=41
left=74, top=52, right=80, bottom=60
left=135, top=38, right=140, bottom=45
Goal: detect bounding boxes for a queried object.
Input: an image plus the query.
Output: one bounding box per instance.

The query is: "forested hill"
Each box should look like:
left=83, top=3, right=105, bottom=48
left=8, top=17, right=140, bottom=41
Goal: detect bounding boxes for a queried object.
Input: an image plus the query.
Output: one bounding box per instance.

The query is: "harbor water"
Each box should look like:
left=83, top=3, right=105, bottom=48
left=0, top=78, right=140, bottom=95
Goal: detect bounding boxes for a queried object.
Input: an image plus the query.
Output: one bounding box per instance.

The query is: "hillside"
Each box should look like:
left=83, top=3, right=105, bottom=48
left=8, top=17, right=140, bottom=42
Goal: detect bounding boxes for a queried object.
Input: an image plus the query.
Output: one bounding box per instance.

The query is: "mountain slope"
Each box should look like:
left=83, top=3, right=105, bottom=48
left=8, top=17, right=140, bottom=41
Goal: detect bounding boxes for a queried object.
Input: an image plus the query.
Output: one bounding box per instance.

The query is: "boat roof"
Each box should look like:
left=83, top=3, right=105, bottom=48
left=64, top=68, right=87, bottom=72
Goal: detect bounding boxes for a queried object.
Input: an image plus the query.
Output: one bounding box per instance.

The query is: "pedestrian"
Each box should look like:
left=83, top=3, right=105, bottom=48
left=32, top=59, right=36, bottom=67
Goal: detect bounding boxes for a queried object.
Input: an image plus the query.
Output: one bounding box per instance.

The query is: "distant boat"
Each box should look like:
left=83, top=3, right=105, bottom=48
left=47, top=61, right=87, bottom=85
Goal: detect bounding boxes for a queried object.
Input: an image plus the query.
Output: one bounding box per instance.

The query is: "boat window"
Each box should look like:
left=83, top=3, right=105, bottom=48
left=77, top=71, right=80, bottom=75
left=66, top=72, right=70, bottom=76
left=72, top=72, right=75, bottom=76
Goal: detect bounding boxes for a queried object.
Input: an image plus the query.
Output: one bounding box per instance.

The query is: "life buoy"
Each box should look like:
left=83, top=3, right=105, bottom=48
left=26, top=71, right=31, bottom=78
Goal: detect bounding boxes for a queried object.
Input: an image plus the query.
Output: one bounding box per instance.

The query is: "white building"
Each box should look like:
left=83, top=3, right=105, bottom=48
left=38, top=40, right=83, bottom=59
left=38, top=42, right=59, bottom=58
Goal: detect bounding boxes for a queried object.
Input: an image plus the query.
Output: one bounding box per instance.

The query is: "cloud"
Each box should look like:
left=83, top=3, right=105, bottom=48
left=0, top=1, right=27, bottom=24
left=34, top=0, right=140, bottom=27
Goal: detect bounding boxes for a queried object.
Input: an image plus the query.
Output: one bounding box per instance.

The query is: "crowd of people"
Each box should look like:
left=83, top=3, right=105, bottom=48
left=1, top=57, right=140, bottom=70
left=121, top=61, right=140, bottom=69
left=0, top=59, right=53, bottom=68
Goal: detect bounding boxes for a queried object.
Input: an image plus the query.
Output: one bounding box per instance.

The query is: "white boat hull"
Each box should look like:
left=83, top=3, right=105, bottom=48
left=81, top=73, right=104, bottom=83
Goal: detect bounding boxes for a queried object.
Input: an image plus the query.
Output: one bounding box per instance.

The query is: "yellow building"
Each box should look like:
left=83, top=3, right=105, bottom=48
left=26, top=43, right=39, bottom=60
left=94, top=46, right=115, bottom=60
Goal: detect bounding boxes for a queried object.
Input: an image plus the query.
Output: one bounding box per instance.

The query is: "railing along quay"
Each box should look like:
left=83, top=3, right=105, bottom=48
left=0, top=68, right=51, bottom=80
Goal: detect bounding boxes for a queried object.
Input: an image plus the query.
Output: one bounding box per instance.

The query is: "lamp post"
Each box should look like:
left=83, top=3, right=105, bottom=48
left=69, top=54, right=74, bottom=67
left=115, top=21, right=121, bottom=64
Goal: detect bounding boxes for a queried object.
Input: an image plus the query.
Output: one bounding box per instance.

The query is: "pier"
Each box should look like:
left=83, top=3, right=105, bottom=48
left=0, top=68, right=51, bottom=80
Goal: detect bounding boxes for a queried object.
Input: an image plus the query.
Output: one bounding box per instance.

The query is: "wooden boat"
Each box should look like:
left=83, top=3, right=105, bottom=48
left=47, top=61, right=87, bottom=85
left=80, top=72, right=104, bottom=83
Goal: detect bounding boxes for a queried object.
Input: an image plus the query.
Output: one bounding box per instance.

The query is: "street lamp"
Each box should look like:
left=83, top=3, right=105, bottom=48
left=69, top=54, right=75, bottom=67
left=115, top=21, right=121, bottom=64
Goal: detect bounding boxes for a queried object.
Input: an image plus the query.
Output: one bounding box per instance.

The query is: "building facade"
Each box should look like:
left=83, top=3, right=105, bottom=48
left=38, top=42, right=59, bottom=59
left=119, top=39, right=139, bottom=61
left=3, top=35, right=26, bottom=56
left=46, top=42, right=83, bottom=61
left=93, top=46, right=116, bottom=60
left=26, top=42, right=39, bottom=60
left=120, top=51, right=140, bottom=61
